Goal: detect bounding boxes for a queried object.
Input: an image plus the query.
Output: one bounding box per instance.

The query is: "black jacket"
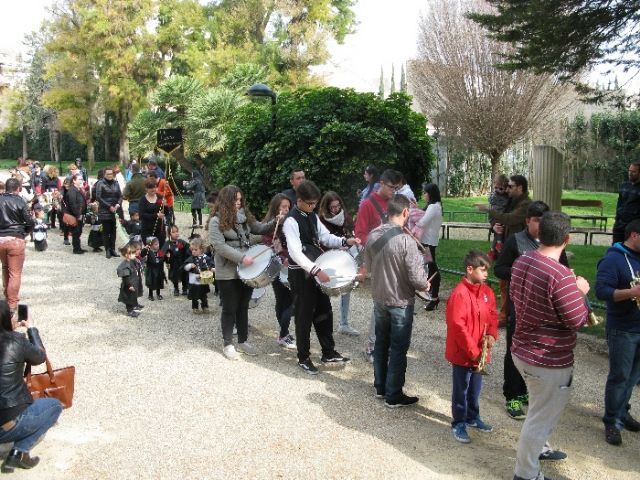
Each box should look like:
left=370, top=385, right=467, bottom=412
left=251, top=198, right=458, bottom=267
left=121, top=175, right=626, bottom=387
left=95, top=179, right=122, bottom=221
left=64, top=186, right=87, bottom=220
left=0, top=194, right=34, bottom=239
left=0, top=328, right=45, bottom=414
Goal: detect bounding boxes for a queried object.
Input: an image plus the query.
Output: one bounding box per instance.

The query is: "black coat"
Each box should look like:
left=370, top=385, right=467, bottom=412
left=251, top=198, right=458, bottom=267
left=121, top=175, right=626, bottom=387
left=144, top=249, right=166, bottom=290
left=64, top=186, right=87, bottom=220
left=0, top=194, right=34, bottom=239
left=117, top=259, right=143, bottom=304
left=95, top=179, right=122, bottom=221
left=0, top=328, right=45, bottom=413
left=162, top=239, right=190, bottom=283
left=139, top=195, right=165, bottom=244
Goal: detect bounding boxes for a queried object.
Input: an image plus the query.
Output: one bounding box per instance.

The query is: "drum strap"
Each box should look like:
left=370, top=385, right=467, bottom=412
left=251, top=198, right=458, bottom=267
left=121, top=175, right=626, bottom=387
left=369, top=196, right=389, bottom=225
left=368, top=227, right=402, bottom=259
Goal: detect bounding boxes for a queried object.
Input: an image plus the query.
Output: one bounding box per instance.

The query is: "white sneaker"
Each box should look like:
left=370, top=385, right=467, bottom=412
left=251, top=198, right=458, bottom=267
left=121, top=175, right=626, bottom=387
left=237, top=342, right=258, bottom=356
left=277, top=335, right=297, bottom=349
left=338, top=325, right=360, bottom=336
left=223, top=345, right=240, bottom=360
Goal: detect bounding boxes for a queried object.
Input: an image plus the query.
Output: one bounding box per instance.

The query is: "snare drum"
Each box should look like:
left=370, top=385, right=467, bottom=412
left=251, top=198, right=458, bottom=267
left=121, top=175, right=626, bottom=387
left=199, top=270, right=215, bottom=285
left=314, top=250, right=357, bottom=296
left=237, top=244, right=281, bottom=288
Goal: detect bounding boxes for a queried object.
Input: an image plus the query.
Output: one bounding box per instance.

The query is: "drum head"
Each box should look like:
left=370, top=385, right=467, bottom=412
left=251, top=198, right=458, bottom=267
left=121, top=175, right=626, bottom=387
left=238, top=245, right=272, bottom=279
left=315, top=250, right=357, bottom=288
left=34, top=231, right=46, bottom=242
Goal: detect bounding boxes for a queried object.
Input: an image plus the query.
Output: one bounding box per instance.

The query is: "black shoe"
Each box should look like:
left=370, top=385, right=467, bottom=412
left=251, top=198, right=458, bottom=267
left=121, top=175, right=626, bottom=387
left=385, top=393, right=419, bottom=408
left=298, top=358, right=319, bottom=375
left=424, top=298, right=440, bottom=311
left=72, top=249, right=85, bottom=254
left=182, top=290, right=188, bottom=296
left=63, top=239, right=71, bottom=246
left=321, top=351, right=350, bottom=364
left=374, top=388, right=385, bottom=399
left=539, top=449, right=567, bottom=461
left=92, top=247, right=103, bottom=252
left=173, top=289, right=180, bottom=296
left=605, top=425, right=622, bottom=445
left=106, top=251, right=112, bottom=259
left=110, top=250, right=120, bottom=257
left=157, top=294, right=163, bottom=300
left=1, top=449, right=40, bottom=473
left=126, top=310, right=140, bottom=318
left=148, top=295, right=154, bottom=301
left=623, top=414, right=640, bottom=432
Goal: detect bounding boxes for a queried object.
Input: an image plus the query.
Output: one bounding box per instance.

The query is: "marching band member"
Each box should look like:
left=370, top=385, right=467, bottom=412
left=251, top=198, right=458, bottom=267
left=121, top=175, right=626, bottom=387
left=282, top=180, right=359, bottom=375
left=209, top=185, right=276, bottom=360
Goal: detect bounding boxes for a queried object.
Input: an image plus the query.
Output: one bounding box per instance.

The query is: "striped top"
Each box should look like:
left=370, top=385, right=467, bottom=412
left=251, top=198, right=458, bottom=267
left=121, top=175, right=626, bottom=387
left=510, top=250, right=588, bottom=368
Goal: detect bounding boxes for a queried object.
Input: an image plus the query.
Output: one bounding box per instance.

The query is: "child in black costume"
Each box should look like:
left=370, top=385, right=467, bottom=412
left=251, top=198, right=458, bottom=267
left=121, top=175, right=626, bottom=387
left=86, top=202, right=103, bottom=252
left=32, top=206, right=48, bottom=252
left=183, top=237, right=214, bottom=314
left=117, top=243, right=144, bottom=317
left=143, top=236, right=166, bottom=301
left=122, top=211, right=142, bottom=242
left=162, top=225, right=190, bottom=296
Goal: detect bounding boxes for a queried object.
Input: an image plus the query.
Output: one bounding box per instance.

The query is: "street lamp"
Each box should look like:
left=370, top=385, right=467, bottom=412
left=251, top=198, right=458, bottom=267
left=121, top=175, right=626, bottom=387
left=246, top=83, right=277, bottom=128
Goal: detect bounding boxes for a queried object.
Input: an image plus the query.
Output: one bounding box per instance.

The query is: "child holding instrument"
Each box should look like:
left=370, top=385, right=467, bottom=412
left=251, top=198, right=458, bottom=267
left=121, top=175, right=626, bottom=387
left=183, top=237, right=214, bottom=314
left=162, top=225, right=190, bottom=296
left=446, top=250, right=498, bottom=443
left=143, top=236, right=166, bottom=301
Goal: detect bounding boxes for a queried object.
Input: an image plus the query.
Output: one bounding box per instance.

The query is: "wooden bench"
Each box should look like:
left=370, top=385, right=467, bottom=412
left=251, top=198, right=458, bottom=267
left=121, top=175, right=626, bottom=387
left=568, top=229, right=589, bottom=245
left=441, top=222, right=492, bottom=241
left=589, top=230, right=613, bottom=245
left=561, top=199, right=607, bottom=230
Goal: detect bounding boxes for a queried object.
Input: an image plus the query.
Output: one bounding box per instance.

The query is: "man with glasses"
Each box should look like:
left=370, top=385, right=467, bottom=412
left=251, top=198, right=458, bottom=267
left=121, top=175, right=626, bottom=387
left=282, top=168, right=306, bottom=206
left=355, top=169, right=403, bottom=362
left=478, top=175, right=531, bottom=242
left=95, top=168, right=123, bottom=258
left=282, top=181, right=360, bottom=374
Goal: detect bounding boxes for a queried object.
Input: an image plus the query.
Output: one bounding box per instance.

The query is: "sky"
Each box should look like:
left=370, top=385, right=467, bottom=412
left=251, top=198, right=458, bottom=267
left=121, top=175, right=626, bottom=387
left=0, top=0, right=426, bottom=92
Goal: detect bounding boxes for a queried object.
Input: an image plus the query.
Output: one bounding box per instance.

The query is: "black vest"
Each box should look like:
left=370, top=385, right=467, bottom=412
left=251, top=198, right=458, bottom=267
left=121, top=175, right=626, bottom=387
left=282, top=207, right=323, bottom=265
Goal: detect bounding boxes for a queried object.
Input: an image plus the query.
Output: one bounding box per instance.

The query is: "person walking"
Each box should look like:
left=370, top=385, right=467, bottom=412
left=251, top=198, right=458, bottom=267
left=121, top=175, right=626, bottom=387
left=64, top=174, right=88, bottom=254
left=95, top=167, right=123, bottom=258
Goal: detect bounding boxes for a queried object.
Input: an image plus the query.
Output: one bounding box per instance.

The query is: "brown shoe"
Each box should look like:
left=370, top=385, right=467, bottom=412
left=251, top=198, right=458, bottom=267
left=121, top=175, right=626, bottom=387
left=1, top=449, right=40, bottom=473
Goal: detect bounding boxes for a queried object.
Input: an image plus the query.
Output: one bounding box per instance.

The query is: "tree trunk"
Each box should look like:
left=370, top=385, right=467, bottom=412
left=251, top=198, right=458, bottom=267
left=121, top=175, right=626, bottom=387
left=104, top=111, right=111, bottom=162
left=87, top=136, right=95, bottom=169
left=118, top=108, right=130, bottom=167
left=490, top=151, right=501, bottom=182
left=21, top=126, right=28, bottom=159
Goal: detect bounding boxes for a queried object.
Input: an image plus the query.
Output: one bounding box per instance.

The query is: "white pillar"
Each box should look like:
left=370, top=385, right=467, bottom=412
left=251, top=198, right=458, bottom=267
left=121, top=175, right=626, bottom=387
left=532, top=145, right=563, bottom=211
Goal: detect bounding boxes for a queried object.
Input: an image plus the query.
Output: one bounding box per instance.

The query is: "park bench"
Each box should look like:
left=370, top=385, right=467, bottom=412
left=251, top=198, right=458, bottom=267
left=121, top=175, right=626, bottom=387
left=441, top=222, right=492, bottom=241
left=561, top=198, right=608, bottom=231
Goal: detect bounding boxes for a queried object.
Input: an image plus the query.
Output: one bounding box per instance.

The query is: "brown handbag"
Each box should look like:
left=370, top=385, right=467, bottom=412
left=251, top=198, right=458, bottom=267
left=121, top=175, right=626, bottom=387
left=24, top=357, right=75, bottom=409
left=62, top=212, right=77, bottom=227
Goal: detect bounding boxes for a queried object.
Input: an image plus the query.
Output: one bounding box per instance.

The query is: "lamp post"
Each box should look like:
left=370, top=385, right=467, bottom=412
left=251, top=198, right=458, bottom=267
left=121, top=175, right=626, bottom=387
left=246, top=83, right=277, bottom=128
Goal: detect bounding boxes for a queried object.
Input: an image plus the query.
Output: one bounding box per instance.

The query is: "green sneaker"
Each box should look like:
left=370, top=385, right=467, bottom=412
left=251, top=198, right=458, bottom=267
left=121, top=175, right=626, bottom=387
left=506, top=399, right=526, bottom=420
left=517, top=393, right=529, bottom=405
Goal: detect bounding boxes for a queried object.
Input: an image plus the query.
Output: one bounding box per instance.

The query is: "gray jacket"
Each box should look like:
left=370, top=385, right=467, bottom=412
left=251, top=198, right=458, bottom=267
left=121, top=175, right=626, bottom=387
left=364, top=223, right=430, bottom=307
left=209, top=215, right=275, bottom=280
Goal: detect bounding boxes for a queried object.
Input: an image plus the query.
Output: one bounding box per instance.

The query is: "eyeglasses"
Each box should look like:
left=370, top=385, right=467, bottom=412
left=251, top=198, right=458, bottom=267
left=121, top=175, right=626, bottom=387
left=382, top=182, right=401, bottom=192
left=304, top=200, right=318, bottom=207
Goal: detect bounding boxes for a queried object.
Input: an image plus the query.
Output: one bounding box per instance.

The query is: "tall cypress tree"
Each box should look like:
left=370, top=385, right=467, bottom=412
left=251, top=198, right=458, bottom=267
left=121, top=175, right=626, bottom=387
left=390, top=64, right=396, bottom=94
left=378, top=66, right=384, bottom=99
left=400, top=64, right=407, bottom=92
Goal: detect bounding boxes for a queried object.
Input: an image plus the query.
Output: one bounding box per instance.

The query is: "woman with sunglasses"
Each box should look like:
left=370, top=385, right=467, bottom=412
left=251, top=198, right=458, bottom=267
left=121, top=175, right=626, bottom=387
left=319, top=191, right=359, bottom=336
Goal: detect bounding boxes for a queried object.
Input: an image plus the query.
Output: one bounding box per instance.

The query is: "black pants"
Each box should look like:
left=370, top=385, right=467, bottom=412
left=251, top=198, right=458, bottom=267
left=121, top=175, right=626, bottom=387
left=218, top=279, right=252, bottom=346
left=272, top=277, right=293, bottom=338
left=173, top=279, right=189, bottom=293
left=503, top=300, right=527, bottom=401
left=425, top=244, right=440, bottom=298
left=191, top=289, right=209, bottom=309
left=101, top=218, right=117, bottom=252
left=71, top=221, right=84, bottom=251
left=289, top=268, right=335, bottom=362
left=191, top=208, right=202, bottom=225
left=612, top=225, right=625, bottom=245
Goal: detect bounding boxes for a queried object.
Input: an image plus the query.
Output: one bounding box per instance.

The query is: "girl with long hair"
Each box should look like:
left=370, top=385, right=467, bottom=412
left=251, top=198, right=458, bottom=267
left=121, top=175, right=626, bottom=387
left=415, top=182, right=443, bottom=310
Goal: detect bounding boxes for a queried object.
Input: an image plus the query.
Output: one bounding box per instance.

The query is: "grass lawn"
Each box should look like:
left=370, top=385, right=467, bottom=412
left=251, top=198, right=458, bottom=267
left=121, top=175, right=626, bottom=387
left=440, top=190, right=618, bottom=228
left=436, top=238, right=608, bottom=337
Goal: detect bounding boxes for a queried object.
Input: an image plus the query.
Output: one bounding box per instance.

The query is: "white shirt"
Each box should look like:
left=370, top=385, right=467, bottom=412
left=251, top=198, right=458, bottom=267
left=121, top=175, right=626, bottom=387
left=417, top=202, right=443, bottom=246
left=282, top=212, right=343, bottom=273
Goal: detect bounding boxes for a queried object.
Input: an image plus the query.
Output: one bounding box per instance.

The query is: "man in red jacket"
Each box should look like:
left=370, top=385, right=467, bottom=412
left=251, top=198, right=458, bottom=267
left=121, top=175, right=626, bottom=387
left=445, top=250, right=498, bottom=444
left=356, top=169, right=403, bottom=362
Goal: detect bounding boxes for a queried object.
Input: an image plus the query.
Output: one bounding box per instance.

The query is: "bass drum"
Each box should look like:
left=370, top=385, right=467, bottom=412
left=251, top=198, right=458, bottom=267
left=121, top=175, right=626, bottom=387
left=314, top=250, right=358, bottom=297
left=237, top=244, right=281, bottom=288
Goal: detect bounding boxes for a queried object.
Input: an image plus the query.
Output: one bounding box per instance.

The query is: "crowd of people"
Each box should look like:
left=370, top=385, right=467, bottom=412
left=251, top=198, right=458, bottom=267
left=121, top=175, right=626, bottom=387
left=0, top=157, right=638, bottom=480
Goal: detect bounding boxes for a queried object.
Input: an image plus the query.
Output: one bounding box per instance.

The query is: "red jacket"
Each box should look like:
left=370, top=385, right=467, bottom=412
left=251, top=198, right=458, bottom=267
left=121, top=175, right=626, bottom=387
left=445, top=277, right=498, bottom=368
left=355, top=192, right=388, bottom=246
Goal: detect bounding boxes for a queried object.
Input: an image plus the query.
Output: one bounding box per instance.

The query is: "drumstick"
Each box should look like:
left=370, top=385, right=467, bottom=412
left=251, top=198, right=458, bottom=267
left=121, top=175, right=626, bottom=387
left=251, top=246, right=272, bottom=261
left=402, top=226, right=428, bottom=253
left=428, top=271, right=439, bottom=283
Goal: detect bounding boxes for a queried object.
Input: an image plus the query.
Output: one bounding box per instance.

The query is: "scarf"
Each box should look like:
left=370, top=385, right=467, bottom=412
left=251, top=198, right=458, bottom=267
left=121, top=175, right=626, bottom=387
left=236, top=208, right=247, bottom=225
left=324, top=209, right=345, bottom=227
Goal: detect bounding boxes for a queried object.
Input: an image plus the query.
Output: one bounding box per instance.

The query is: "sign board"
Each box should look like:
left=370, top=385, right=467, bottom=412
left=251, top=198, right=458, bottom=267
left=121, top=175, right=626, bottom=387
left=157, top=128, right=183, bottom=154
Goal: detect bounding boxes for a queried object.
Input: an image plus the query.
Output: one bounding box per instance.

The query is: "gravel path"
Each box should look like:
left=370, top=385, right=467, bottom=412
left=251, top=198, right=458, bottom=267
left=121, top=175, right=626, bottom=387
left=1, top=210, right=638, bottom=480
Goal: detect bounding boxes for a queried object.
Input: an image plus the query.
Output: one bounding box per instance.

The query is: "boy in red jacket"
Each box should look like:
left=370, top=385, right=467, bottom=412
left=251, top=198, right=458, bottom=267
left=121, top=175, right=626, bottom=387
left=446, top=250, right=498, bottom=443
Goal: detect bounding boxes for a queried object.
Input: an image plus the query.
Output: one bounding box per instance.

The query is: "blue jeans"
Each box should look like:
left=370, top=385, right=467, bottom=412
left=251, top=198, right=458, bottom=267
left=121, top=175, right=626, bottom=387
left=373, top=303, right=414, bottom=402
left=451, top=365, right=482, bottom=426
left=339, top=293, right=350, bottom=327
left=0, top=398, right=62, bottom=452
left=603, top=328, right=640, bottom=430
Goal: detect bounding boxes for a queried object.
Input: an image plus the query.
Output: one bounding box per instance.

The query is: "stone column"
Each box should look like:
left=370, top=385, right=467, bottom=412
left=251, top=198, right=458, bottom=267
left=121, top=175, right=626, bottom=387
left=532, top=145, right=563, bottom=211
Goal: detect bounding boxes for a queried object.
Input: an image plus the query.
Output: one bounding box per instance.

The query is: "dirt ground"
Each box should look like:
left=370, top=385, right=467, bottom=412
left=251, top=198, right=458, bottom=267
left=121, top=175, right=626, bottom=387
left=1, top=210, right=638, bottom=480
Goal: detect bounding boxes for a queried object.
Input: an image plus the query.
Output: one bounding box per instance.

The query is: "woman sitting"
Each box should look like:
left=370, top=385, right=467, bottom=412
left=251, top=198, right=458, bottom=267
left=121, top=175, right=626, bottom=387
left=0, top=302, right=63, bottom=472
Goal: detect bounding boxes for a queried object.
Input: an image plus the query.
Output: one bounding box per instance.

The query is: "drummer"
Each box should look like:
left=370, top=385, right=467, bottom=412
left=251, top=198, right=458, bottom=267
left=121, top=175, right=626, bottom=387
left=262, top=193, right=296, bottom=350
left=281, top=180, right=361, bottom=375
left=209, top=185, right=280, bottom=361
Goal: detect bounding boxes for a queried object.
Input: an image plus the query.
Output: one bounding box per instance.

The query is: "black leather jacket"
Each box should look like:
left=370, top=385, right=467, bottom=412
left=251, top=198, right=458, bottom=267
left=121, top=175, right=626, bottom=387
left=0, top=194, right=34, bottom=239
left=0, top=328, right=45, bottom=411
left=95, top=179, right=122, bottom=221
left=64, top=186, right=87, bottom=219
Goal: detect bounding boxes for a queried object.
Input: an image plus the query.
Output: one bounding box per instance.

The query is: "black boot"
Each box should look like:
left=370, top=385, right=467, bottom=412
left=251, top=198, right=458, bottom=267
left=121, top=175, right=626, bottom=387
left=1, top=449, right=40, bottom=473
left=110, top=249, right=120, bottom=257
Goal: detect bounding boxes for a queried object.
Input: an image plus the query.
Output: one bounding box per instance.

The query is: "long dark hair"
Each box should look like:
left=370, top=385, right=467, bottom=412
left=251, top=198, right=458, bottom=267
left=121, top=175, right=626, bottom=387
left=421, top=182, right=441, bottom=206
left=319, top=191, right=344, bottom=219
left=0, top=300, right=13, bottom=332
left=263, top=193, right=291, bottom=222
left=365, top=165, right=379, bottom=189
left=212, top=185, right=256, bottom=232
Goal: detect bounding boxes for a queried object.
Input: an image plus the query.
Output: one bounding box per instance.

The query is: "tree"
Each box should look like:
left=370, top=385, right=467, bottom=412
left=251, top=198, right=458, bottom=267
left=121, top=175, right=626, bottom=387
left=222, top=87, right=434, bottom=212
left=400, top=64, right=407, bottom=93
left=409, top=0, right=575, bottom=179
left=378, top=66, right=384, bottom=99
left=468, top=1, right=640, bottom=80
left=389, top=64, right=396, bottom=95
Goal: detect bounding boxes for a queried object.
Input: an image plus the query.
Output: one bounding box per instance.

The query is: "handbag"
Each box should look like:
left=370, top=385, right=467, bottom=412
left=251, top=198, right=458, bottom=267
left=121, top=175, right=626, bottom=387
left=24, top=356, right=75, bottom=409
left=62, top=212, right=77, bottom=227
